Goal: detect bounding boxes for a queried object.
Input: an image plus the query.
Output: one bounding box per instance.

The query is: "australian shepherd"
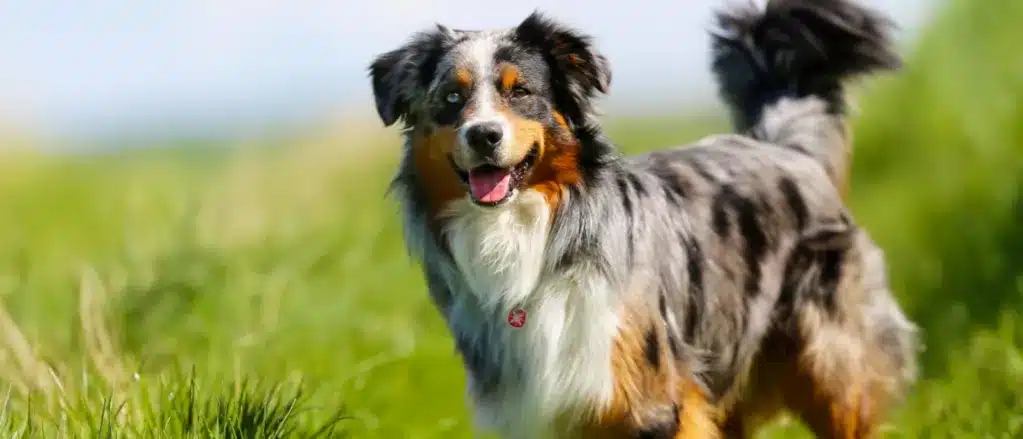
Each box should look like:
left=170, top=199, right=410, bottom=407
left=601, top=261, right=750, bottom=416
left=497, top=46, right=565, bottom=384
left=367, top=0, right=919, bottom=437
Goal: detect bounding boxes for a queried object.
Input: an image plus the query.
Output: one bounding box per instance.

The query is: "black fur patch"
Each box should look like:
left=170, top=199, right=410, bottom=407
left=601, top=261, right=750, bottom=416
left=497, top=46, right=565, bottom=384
left=554, top=251, right=576, bottom=271
left=555, top=233, right=597, bottom=271
left=682, top=235, right=705, bottom=346
left=734, top=193, right=768, bottom=297
left=777, top=246, right=813, bottom=320
left=711, top=185, right=736, bottom=238
left=689, top=160, right=717, bottom=182
left=618, top=175, right=634, bottom=216
left=662, top=185, right=681, bottom=207
left=818, top=248, right=845, bottom=314
left=686, top=239, right=705, bottom=298
left=683, top=297, right=700, bottom=344
left=628, top=172, right=648, bottom=197
left=651, top=161, right=691, bottom=205
left=711, top=185, right=768, bottom=296
left=644, top=328, right=661, bottom=370
left=573, top=124, right=618, bottom=184
left=779, top=176, right=809, bottom=230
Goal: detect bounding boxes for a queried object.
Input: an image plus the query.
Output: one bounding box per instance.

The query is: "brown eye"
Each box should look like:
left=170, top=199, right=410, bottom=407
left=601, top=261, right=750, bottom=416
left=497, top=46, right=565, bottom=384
left=510, top=85, right=531, bottom=98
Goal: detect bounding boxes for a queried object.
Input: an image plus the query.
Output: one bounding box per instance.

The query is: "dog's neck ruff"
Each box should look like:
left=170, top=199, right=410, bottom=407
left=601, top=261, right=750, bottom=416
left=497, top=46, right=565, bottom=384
left=442, top=190, right=550, bottom=312
left=406, top=186, right=620, bottom=438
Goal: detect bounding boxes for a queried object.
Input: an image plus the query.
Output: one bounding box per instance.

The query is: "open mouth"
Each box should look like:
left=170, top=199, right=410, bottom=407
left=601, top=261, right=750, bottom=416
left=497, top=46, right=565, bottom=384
left=451, top=145, right=539, bottom=207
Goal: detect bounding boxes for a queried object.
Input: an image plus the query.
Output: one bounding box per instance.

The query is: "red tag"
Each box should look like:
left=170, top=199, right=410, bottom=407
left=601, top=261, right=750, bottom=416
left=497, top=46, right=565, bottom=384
left=507, top=309, right=527, bottom=328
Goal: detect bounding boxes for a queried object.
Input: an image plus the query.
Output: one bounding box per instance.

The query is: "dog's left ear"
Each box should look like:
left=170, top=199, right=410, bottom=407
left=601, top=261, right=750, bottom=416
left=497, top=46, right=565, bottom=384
left=514, top=12, right=612, bottom=124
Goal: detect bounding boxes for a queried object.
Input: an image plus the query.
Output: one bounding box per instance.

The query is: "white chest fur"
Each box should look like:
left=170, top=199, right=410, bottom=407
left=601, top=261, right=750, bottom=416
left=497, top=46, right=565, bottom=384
left=441, top=190, right=620, bottom=439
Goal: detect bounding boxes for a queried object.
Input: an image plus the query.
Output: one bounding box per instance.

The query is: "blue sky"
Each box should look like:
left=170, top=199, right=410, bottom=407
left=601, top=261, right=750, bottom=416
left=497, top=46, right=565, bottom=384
left=0, top=0, right=935, bottom=139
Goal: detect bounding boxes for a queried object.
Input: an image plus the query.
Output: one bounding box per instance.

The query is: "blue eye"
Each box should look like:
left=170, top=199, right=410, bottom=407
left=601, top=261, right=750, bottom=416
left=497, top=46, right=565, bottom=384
left=445, top=92, right=462, bottom=104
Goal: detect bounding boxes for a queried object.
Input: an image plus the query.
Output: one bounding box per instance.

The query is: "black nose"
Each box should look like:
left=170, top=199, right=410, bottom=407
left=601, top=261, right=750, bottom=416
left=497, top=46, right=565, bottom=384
left=465, top=122, right=504, bottom=154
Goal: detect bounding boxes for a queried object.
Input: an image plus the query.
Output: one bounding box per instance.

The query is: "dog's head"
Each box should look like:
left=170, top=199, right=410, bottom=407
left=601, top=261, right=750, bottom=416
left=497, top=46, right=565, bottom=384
left=369, top=12, right=611, bottom=209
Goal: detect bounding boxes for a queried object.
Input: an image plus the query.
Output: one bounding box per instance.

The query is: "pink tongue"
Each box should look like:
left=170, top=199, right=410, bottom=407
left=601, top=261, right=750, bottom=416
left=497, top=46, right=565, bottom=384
left=468, top=169, right=513, bottom=203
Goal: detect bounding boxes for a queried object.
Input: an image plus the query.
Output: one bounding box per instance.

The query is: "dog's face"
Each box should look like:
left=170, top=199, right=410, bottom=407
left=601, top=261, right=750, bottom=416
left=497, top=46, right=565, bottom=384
left=370, top=13, right=611, bottom=208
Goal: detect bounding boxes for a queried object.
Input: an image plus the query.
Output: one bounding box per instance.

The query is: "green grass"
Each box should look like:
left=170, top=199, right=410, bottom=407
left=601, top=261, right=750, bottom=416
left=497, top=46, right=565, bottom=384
left=1, top=0, right=1021, bottom=437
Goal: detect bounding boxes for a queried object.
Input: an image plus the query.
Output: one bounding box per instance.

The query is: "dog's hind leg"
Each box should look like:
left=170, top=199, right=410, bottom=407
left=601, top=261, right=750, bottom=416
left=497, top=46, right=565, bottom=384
left=776, top=230, right=918, bottom=439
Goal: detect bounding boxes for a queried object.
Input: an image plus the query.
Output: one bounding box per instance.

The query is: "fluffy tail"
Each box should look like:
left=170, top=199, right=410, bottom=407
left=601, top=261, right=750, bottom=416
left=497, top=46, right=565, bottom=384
left=710, top=0, right=901, bottom=196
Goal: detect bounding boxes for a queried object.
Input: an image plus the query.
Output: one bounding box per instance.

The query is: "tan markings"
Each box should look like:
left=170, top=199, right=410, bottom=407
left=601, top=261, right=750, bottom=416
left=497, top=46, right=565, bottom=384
left=723, top=330, right=891, bottom=439
left=581, top=303, right=720, bottom=438
left=409, top=127, right=464, bottom=235
left=600, top=315, right=671, bottom=428
left=787, top=354, right=890, bottom=439
left=552, top=111, right=569, bottom=131
left=674, top=379, right=721, bottom=439
left=499, top=64, right=520, bottom=92
left=500, top=109, right=545, bottom=162
left=454, top=68, right=473, bottom=89
left=521, top=110, right=581, bottom=211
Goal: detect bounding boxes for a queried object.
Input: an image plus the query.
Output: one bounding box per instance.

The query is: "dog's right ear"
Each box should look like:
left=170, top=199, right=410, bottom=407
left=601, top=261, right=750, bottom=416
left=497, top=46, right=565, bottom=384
left=369, top=26, right=456, bottom=127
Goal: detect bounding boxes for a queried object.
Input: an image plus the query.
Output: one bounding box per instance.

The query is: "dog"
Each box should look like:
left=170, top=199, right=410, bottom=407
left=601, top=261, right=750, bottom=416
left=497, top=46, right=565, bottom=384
left=368, top=0, right=919, bottom=437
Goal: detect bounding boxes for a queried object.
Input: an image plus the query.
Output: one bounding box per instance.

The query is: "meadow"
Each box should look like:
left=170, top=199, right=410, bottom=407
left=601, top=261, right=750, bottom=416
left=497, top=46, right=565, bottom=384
left=1, top=0, right=1021, bottom=437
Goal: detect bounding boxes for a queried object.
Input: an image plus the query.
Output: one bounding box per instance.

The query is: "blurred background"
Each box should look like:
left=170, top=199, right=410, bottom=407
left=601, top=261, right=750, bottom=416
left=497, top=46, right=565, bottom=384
left=0, top=0, right=1020, bottom=437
